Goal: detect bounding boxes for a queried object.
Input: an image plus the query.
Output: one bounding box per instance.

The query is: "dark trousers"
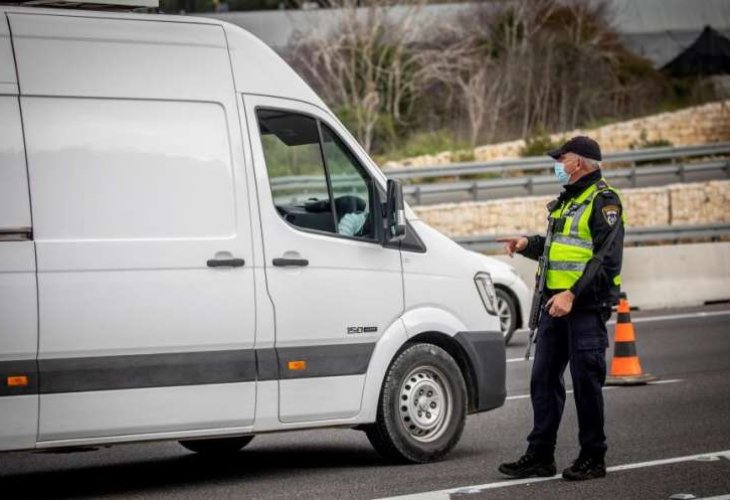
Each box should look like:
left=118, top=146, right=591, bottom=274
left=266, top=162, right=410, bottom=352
left=527, top=309, right=609, bottom=459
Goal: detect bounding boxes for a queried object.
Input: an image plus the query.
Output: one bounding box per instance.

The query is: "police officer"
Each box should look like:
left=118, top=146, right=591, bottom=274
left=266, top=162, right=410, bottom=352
left=498, top=136, right=625, bottom=481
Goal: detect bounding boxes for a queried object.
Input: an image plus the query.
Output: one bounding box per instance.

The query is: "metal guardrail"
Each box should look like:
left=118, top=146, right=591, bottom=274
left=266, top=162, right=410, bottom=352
left=385, top=142, right=730, bottom=179
left=266, top=143, right=730, bottom=204
left=383, top=142, right=730, bottom=204
left=454, top=224, right=730, bottom=253
left=400, top=159, right=730, bottom=202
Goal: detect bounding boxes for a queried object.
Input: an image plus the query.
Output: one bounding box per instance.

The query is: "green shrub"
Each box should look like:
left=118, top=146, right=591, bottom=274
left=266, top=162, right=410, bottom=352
left=452, top=149, right=476, bottom=163
left=379, top=130, right=470, bottom=163
left=520, top=131, right=562, bottom=157
left=333, top=106, right=398, bottom=156
left=629, top=129, right=673, bottom=150
left=583, top=116, right=619, bottom=129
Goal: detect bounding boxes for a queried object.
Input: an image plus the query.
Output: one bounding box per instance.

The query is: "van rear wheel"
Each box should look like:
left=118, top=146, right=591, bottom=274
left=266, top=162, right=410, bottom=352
left=179, top=435, right=254, bottom=455
left=365, top=343, right=467, bottom=463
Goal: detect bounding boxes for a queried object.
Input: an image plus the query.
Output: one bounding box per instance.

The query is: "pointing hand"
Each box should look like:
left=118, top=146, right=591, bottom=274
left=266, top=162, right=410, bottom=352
left=496, top=236, right=528, bottom=258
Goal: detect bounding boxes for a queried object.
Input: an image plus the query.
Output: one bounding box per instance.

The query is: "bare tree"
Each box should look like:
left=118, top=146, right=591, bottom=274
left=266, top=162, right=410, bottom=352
left=438, top=44, right=507, bottom=147
left=428, top=0, right=559, bottom=146
left=288, top=0, right=667, bottom=157
left=289, top=0, right=430, bottom=152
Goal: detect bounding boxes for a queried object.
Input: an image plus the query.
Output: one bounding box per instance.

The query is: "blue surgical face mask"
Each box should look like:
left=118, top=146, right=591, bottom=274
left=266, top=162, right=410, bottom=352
left=553, top=162, right=571, bottom=185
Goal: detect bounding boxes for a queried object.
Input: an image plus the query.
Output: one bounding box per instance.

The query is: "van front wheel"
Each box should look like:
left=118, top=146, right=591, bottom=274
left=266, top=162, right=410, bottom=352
left=365, top=343, right=467, bottom=463
left=495, top=288, right=517, bottom=344
left=179, top=435, right=254, bottom=455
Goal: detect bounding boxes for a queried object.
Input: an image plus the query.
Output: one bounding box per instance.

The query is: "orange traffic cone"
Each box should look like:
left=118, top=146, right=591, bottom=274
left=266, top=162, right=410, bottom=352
left=605, top=293, right=657, bottom=386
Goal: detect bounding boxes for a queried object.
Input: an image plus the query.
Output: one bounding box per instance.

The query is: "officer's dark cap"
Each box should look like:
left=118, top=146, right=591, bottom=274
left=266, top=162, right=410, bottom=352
left=547, top=136, right=602, bottom=161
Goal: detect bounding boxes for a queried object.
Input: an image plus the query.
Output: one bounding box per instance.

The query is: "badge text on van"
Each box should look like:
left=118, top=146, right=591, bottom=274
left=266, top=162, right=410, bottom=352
left=347, top=326, right=378, bottom=335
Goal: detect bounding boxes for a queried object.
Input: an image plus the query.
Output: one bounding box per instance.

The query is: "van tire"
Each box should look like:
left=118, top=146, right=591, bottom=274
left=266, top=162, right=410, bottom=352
left=365, top=343, right=467, bottom=463
left=178, top=435, right=254, bottom=455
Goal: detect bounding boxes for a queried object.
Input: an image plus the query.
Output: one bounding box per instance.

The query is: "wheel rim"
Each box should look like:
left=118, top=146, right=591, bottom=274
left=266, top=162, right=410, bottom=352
left=496, top=295, right=512, bottom=336
left=397, top=365, right=452, bottom=443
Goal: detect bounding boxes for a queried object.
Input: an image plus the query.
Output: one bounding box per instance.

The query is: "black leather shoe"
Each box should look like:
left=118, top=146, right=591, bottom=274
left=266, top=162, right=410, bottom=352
left=498, top=453, right=557, bottom=478
left=562, top=455, right=607, bottom=481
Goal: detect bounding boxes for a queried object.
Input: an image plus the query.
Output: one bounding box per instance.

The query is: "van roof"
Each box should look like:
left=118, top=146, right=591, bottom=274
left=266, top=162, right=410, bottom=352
left=2, top=0, right=158, bottom=9
left=0, top=4, right=328, bottom=110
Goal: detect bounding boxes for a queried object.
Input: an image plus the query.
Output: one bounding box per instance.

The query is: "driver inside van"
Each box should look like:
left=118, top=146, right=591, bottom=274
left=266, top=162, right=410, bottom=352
left=338, top=211, right=368, bottom=236
left=334, top=194, right=369, bottom=237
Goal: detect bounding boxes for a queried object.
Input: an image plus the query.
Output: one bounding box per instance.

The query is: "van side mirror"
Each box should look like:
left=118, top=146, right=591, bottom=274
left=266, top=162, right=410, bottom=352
left=385, top=179, right=406, bottom=241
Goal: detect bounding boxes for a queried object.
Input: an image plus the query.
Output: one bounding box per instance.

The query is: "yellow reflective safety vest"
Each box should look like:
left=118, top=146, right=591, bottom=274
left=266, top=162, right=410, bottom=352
left=546, top=178, right=625, bottom=291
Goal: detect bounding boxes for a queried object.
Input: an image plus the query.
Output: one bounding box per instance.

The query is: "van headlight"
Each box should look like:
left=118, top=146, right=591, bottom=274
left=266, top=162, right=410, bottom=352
left=474, top=272, right=497, bottom=315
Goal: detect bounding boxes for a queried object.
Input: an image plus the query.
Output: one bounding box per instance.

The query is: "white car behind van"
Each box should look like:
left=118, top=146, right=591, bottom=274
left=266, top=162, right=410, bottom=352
left=0, top=3, right=506, bottom=463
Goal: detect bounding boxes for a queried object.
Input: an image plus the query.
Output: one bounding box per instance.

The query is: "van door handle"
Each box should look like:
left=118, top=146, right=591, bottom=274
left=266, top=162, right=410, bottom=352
left=207, top=258, right=245, bottom=268
left=272, top=257, right=309, bottom=267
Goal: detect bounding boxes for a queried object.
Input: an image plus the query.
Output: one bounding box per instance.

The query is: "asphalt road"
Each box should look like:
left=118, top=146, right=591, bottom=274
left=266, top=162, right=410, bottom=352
left=406, top=169, right=727, bottom=206
left=1, top=305, right=729, bottom=500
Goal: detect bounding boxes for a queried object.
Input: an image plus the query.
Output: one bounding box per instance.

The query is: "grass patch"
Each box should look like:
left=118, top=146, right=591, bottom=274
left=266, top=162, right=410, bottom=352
left=376, top=130, right=472, bottom=164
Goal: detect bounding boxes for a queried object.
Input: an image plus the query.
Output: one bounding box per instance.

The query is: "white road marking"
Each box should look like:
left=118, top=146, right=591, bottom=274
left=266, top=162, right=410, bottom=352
left=373, top=450, right=730, bottom=500
left=505, top=393, right=531, bottom=401
left=650, top=378, right=683, bottom=385
left=506, top=310, right=730, bottom=363
left=506, top=387, right=615, bottom=401
left=624, top=310, right=730, bottom=324
left=504, top=379, right=681, bottom=401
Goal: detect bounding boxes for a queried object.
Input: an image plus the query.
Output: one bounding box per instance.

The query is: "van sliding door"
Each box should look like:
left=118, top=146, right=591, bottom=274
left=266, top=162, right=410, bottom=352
left=0, top=15, right=38, bottom=451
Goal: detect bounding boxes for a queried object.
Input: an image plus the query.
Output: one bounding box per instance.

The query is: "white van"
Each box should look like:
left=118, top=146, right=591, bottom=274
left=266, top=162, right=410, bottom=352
left=0, top=3, right=505, bottom=463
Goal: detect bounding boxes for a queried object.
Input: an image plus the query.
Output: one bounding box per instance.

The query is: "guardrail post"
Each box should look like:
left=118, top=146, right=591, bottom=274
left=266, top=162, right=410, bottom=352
left=414, top=185, right=422, bottom=205
left=630, top=161, right=637, bottom=187
left=526, top=177, right=534, bottom=195
left=725, top=160, right=730, bottom=178
left=679, top=162, right=686, bottom=183
left=470, top=181, right=479, bottom=201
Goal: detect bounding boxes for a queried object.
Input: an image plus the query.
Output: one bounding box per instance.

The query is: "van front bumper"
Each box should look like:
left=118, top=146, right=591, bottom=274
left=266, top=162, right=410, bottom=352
left=454, top=330, right=506, bottom=413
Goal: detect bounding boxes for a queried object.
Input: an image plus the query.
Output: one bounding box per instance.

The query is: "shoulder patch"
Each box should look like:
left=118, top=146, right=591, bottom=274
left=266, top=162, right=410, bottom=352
left=601, top=204, right=620, bottom=226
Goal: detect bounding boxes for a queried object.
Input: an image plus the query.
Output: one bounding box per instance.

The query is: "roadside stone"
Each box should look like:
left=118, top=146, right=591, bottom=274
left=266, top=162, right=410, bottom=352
left=388, top=100, right=730, bottom=167
left=412, top=180, right=730, bottom=237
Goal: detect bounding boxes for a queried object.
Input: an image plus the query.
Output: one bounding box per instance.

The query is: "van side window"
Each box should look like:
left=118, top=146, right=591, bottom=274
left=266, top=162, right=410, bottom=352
left=24, top=98, right=236, bottom=240
left=320, top=125, right=374, bottom=239
left=257, top=109, right=375, bottom=240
